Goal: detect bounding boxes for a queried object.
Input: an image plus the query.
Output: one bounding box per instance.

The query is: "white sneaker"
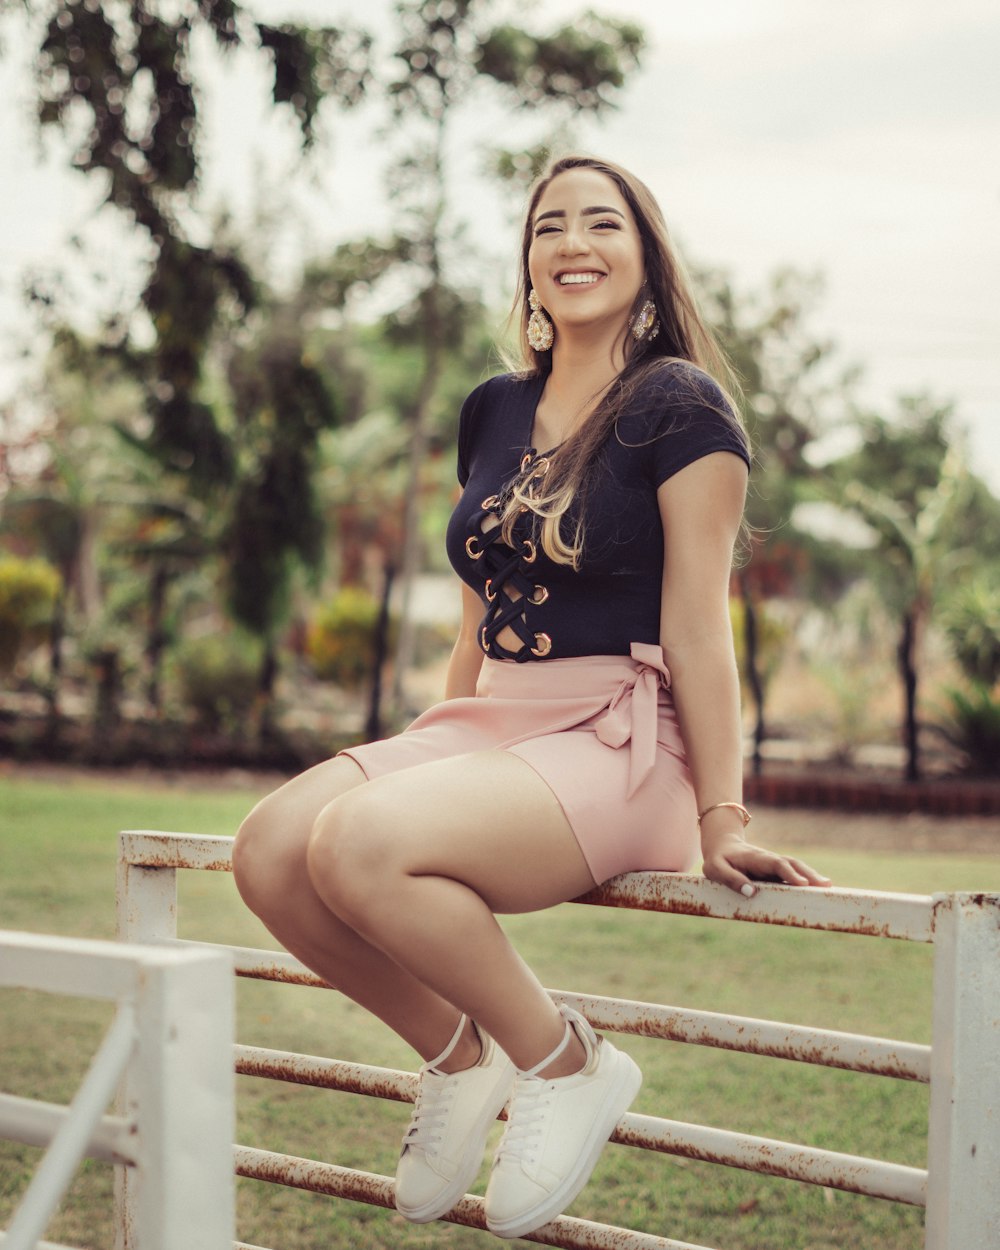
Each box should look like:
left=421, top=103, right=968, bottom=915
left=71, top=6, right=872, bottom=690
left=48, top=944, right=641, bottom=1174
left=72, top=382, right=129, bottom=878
left=395, top=1015, right=516, bottom=1223
left=484, top=1005, right=642, bottom=1239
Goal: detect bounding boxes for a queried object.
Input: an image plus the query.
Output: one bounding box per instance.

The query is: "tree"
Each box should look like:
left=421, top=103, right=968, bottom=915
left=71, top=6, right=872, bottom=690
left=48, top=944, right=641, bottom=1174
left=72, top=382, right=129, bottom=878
left=822, top=397, right=984, bottom=781
left=701, top=267, right=855, bottom=772
left=337, top=0, right=646, bottom=713
left=1, top=0, right=374, bottom=724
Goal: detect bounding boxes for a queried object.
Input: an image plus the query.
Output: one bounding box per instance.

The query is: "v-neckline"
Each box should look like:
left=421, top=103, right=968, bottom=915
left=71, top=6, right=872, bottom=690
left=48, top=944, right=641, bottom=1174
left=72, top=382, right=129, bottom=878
left=525, top=372, right=561, bottom=458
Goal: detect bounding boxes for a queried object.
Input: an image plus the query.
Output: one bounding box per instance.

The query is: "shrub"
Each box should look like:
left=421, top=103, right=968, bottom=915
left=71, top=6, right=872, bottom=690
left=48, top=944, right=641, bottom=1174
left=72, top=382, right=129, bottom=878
left=307, top=587, right=394, bottom=689
left=940, top=683, right=1000, bottom=777
left=941, top=579, right=1000, bottom=687
left=0, top=555, right=62, bottom=676
left=174, top=632, right=263, bottom=731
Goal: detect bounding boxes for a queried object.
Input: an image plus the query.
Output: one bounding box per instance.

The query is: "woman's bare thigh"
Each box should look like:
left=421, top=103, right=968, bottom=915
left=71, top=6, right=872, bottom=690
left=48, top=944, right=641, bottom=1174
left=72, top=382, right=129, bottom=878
left=313, top=750, right=597, bottom=914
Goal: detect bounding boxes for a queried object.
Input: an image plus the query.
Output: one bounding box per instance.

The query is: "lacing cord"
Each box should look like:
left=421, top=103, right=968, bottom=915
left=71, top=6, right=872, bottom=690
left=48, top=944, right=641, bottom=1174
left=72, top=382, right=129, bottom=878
left=401, top=1014, right=468, bottom=1154
left=466, top=498, right=551, bottom=662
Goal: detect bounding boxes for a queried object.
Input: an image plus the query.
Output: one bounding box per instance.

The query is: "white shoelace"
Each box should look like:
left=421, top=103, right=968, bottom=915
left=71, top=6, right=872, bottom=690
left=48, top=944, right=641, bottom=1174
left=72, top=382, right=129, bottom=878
left=494, top=1078, right=554, bottom=1167
left=402, top=1071, right=458, bottom=1154
left=494, top=1007, right=597, bottom=1169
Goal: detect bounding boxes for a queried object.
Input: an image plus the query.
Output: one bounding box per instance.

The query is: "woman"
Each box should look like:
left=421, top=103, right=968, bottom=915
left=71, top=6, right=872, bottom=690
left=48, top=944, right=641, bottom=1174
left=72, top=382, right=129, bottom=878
left=233, top=155, right=831, bottom=1239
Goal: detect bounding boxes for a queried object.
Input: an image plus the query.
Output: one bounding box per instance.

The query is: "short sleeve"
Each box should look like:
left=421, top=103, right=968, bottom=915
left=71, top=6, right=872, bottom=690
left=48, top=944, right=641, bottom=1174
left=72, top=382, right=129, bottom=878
left=455, top=379, right=491, bottom=487
left=642, top=365, right=751, bottom=488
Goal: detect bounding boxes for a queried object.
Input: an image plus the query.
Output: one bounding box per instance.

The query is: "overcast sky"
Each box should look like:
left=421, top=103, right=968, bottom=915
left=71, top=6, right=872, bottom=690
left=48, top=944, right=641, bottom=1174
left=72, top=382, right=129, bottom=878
left=1, top=0, right=997, bottom=487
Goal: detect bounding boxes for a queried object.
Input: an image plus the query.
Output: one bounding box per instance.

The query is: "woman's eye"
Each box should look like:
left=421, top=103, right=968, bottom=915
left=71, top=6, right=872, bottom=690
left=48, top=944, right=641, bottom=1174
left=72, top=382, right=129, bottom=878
left=534, top=225, right=559, bottom=236
left=592, top=220, right=620, bottom=230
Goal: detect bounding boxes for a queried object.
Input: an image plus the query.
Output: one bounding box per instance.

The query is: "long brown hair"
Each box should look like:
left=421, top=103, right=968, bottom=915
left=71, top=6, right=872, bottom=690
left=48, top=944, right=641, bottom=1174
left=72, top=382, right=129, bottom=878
left=500, top=154, right=745, bottom=566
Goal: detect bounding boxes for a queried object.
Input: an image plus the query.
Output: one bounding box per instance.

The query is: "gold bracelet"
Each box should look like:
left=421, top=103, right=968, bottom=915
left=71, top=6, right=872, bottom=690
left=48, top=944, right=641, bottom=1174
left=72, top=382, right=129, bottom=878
left=697, top=801, right=751, bottom=828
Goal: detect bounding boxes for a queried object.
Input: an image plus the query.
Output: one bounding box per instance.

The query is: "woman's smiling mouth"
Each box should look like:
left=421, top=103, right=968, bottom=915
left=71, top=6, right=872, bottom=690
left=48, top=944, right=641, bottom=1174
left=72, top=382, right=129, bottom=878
left=557, top=271, right=605, bottom=286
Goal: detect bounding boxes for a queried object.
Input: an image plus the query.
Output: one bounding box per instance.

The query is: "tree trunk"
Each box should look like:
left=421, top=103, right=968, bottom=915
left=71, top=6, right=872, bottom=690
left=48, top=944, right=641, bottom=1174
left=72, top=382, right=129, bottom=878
left=257, top=641, right=278, bottom=740
left=145, top=562, right=169, bottom=711
left=739, top=575, right=766, bottom=776
left=365, top=560, right=395, bottom=743
left=42, top=592, right=65, bottom=746
left=390, top=116, right=448, bottom=715
left=898, top=607, right=920, bottom=782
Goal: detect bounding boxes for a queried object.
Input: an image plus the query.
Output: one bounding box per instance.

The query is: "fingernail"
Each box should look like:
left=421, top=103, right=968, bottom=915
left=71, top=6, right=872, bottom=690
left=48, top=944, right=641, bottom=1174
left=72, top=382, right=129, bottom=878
left=740, top=883, right=756, bottom=899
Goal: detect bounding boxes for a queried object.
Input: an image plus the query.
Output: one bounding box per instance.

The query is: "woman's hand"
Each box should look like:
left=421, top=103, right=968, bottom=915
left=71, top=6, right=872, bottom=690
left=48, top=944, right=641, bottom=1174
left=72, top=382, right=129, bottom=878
left=702, top=830, right=832, bottom=898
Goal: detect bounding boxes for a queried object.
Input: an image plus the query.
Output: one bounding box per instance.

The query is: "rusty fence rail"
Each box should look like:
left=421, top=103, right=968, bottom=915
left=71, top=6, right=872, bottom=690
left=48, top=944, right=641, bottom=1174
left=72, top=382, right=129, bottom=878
left=117, top=830, right=1000, bottom=1250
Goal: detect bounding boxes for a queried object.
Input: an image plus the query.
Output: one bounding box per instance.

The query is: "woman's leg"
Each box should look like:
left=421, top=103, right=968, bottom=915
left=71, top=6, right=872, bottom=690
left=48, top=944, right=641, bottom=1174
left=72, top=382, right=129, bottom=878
left=233, top=756, right=483, bottom=1068
left=305, top=750, right=598, bottom=1077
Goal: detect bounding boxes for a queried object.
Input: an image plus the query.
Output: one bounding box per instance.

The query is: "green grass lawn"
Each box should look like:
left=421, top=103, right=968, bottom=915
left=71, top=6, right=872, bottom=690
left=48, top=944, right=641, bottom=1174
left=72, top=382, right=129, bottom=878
left=2, top=768, right=1000, bottom=1250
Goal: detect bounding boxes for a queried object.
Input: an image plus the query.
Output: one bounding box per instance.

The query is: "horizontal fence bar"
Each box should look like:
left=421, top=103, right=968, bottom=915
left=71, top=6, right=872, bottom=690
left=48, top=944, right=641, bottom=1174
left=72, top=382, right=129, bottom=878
left=549, top=990, right=931, bottom=1082
left=578, top=874, right=935, bottom=942
left=216, top=942, right=928, bottom=1082
left=618, top=1114, right=927, bottom=1205
left=235, top=1046, right=416, bottom=1103
left=234, top=1146, right=714, bottom=1250
left=119, top=830, right=236, bottom=872
left=233, top=1046, right=924, bottom=1203
left=121, top=832, right=935, bottom=941
left=0, top=1094, right=136, bottom=1167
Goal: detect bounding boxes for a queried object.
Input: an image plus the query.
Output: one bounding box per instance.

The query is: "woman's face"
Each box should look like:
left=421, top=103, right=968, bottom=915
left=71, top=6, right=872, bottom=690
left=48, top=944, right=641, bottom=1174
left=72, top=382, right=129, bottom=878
left=527, top=167, right=646, bottom=340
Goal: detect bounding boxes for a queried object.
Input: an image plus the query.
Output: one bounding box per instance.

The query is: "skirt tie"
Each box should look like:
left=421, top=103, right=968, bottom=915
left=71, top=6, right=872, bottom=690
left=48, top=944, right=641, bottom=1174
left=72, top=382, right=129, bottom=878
left=593, top=642, right=673, bottom=798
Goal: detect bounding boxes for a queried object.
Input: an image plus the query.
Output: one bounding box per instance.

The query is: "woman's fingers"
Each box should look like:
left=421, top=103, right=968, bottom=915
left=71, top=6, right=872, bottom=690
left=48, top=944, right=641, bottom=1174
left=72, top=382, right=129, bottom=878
left=703, top=843, right=832, bottom=897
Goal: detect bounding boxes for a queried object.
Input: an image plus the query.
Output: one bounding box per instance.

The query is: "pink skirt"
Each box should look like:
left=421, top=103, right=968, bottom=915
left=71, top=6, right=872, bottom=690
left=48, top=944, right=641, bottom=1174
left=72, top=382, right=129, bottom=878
left=339, top=642, right=698, bottom=885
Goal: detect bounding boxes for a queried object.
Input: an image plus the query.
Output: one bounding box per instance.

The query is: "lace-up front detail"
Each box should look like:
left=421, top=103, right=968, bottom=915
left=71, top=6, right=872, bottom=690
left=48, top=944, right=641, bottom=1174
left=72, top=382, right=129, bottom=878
left=467, top=450, right=553, bottom=662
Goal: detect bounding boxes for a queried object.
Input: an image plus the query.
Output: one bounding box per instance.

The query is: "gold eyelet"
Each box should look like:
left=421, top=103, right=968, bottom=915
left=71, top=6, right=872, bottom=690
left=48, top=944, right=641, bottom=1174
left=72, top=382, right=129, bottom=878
left=527, top=584, right=549, bottom=605
left=481, top=494, right=499, bottom=510
left=480, top=627, right=489, bottom=650
left=521, top=538, right=537, bottom=564
left=465, top=536, right=483, bottom=560
left=531, top=456, right=551, bottom=478
left=485, top=578, right=496, bottom=602
left=520, top=452, right=533, bottom=471
left=531, top=632, right=552, bottom=657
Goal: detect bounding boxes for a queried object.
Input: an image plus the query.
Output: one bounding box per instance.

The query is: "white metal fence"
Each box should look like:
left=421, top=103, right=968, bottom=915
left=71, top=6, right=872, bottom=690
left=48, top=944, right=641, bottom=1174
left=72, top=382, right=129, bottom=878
left=115, top=829, right=1000, bottom=1250
left=0, top=930, right=234, bottom=1250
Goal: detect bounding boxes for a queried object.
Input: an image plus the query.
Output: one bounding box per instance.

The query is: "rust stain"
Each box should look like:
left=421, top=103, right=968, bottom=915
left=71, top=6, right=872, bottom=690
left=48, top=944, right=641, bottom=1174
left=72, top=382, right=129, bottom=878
left=125, top=853, right=233, bottom=872
left=235, top=967, right=328, bottom=988
left=235, top=1054, right=415, bottom=1104
left=609, top=1125, right=925, bottom=1206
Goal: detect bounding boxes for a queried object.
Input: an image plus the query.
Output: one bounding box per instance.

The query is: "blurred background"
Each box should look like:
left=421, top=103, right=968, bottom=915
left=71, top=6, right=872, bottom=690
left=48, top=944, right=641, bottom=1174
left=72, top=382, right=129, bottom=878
left=0, top=0, right=998, bottom=788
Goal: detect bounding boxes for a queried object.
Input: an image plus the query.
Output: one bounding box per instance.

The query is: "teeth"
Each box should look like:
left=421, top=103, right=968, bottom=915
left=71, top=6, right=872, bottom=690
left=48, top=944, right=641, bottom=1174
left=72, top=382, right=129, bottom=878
left=558, top=272, right=602, bottom=285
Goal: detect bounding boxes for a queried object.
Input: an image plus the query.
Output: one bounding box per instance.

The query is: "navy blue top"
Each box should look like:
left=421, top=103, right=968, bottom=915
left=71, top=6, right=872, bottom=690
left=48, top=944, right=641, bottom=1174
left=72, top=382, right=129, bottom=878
left=445, top=363, right=751, bottom=661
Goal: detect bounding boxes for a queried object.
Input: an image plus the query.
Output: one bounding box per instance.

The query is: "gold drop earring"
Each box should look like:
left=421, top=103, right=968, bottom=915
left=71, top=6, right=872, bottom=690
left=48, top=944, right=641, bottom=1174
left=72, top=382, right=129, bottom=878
left=631, top=297, right=660, bottom=343
left=527, top=289, right=555, bottom=352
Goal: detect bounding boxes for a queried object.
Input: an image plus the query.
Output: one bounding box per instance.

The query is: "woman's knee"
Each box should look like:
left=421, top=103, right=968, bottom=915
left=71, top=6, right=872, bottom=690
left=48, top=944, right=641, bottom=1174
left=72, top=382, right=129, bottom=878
left=232, top=797, right=301, bottom=913
left=306, top=787, right=398, bottom=923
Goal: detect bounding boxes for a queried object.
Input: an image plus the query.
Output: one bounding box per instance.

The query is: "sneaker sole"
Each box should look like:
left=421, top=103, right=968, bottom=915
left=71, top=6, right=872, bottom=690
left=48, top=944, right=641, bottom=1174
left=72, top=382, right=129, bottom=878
left=395, top=1065, right=515, bottom=1223
left=485, top=1048, right=642, bottom=1240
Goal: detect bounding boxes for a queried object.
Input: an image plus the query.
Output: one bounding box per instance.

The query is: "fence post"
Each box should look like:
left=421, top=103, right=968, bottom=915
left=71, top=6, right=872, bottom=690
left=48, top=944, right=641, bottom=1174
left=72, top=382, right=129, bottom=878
left=115, top=837, right=218, bottom=1250
left=120, top=946, right=235, bottom=1250
left=925, top=893, right=1000, bottom=1250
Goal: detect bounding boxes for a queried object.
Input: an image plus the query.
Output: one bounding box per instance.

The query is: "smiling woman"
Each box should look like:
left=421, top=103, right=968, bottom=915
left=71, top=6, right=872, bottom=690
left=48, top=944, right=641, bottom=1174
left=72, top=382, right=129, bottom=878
left=230, top=153, right=831, bottom=1240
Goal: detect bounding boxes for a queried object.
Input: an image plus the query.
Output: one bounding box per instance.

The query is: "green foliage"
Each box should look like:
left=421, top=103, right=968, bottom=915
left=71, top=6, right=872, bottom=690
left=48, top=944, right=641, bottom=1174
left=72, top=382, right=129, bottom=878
left=0, top=555, right=62, bottom=676
left=941, top=577, right=1000, bottom=687
left=729, top=595, right=789, bottom=697
left=174, top=631, right=263, bottom=731
left=307, top=587, right=394, bottom=689
left=10, top=0, right=374, bottom=481
left=939, top=684, right=1000, bottom=777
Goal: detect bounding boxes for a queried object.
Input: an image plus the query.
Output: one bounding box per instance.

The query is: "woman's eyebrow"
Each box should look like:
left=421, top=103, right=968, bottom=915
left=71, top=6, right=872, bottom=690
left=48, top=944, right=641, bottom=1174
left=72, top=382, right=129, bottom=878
left=534, top=205, right=626, bottom=224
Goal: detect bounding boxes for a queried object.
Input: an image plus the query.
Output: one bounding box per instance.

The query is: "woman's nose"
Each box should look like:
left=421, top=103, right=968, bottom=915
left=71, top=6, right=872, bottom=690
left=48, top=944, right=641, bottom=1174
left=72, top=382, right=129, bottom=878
left=557, top=221, right=589, bottom=254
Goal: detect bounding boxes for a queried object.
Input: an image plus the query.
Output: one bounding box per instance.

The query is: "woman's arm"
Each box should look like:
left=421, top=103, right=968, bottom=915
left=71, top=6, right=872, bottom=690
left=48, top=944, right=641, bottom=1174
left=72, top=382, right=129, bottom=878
left=657, top=452, right=831, bottom=896
left=444, top=581, right=486, bottom=700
